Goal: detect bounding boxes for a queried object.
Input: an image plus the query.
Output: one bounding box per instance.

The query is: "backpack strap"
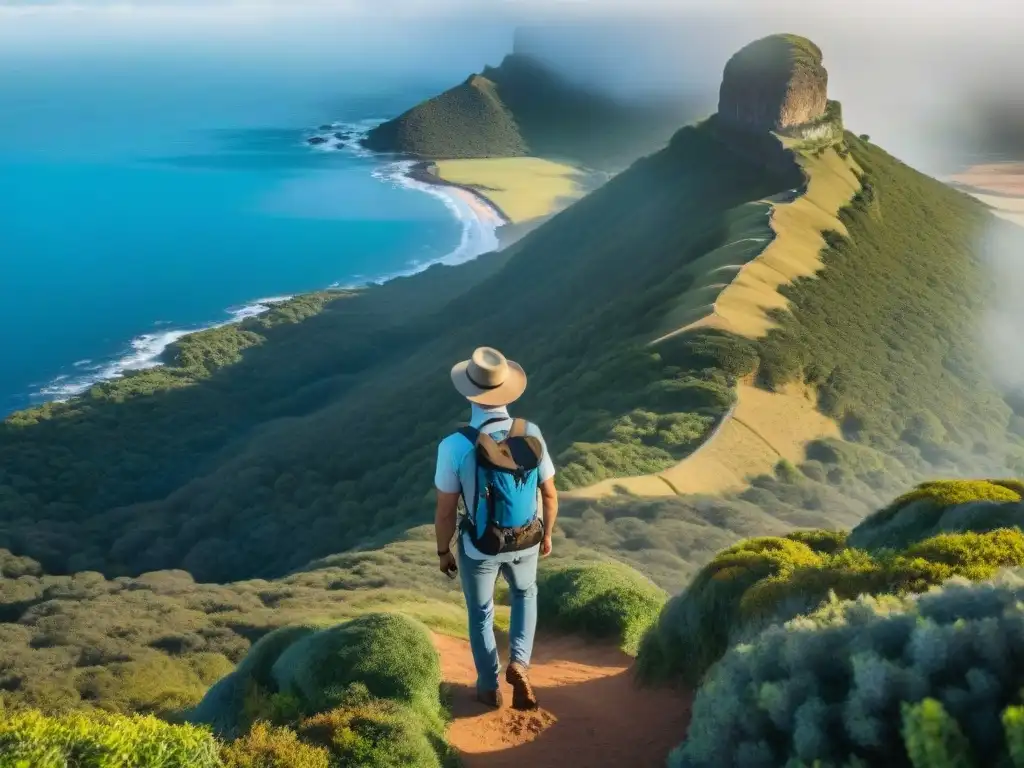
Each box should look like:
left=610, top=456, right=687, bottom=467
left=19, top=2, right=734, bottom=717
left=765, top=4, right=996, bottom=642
left=509, top=418, right=528, bottom=438
left=456, top=426, right=479, bottom=446
left=455, top=416, right=509, bottom=447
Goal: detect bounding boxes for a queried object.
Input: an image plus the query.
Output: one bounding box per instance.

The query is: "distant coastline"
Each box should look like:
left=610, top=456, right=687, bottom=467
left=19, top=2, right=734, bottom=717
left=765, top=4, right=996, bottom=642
left=17, top=124, right=505, bottom=414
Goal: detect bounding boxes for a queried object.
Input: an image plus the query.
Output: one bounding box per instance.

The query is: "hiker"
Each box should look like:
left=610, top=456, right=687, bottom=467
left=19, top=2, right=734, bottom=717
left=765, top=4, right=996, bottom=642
left=434, top=346, right=558, bottom=711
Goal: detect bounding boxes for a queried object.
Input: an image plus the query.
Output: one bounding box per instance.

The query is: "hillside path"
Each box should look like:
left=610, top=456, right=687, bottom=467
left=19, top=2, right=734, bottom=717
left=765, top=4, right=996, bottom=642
left=432, top=633, right=691, bottom=767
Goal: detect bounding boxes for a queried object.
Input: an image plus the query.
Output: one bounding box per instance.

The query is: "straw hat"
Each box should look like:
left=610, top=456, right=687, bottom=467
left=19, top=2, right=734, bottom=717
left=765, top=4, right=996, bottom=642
left=450, top=346, right=528, bottom=406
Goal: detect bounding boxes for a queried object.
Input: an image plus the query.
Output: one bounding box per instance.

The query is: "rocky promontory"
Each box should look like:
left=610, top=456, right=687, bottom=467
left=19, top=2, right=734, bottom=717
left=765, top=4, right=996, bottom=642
left=718, top=34, right=828, bottom=133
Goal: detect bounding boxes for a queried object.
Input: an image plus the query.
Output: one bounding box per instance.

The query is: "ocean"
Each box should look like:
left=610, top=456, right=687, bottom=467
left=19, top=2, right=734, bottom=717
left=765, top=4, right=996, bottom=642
left=0, top=25, right=506, bottom=416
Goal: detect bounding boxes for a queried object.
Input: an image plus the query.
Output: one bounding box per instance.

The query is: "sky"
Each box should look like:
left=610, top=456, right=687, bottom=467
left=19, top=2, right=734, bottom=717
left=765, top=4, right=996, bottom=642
left=2, top=0, right=1019, bottom=170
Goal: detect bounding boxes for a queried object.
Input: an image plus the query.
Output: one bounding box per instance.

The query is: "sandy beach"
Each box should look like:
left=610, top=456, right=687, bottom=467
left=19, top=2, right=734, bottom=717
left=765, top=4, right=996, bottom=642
left=407, top=158, right=586, bottom=226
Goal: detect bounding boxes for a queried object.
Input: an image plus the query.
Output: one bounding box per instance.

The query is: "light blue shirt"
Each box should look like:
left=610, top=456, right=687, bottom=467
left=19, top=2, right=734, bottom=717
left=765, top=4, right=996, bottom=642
left=434, top=403, right=555, bottom=561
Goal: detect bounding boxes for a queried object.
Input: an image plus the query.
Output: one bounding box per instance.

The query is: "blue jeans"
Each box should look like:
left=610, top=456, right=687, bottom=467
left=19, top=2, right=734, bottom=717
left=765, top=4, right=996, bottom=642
left=458, top=544, right=538, bottom=692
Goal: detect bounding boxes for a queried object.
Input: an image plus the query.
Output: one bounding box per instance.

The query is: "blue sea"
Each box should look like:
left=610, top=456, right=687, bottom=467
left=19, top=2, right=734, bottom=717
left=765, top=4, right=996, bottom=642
left=0, top=13, right=510, bottom=415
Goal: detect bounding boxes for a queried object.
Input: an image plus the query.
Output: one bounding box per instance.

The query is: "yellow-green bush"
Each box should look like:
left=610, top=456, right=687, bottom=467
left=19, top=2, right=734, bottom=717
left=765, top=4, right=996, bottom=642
left=672, top=571, right=1024, bottom=767
left=850, top=479, right=1024, bottom=551
left=298, top=688, right=446, bottom=768
left=898, top=479, right=1024, bottom=507
left=221, top=722, right=330, bottom=768
left=636, top=534, right=823, bottom=685
left=0, top=706, right=221, bottom=768
left=536, top=560, right=666, bottom=655
left=638, top=528, right=1024, bottom=687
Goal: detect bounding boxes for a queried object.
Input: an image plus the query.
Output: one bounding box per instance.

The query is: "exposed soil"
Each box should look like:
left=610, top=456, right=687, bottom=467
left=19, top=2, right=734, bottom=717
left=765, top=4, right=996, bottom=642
left=433, top=633, right=692, bottom=768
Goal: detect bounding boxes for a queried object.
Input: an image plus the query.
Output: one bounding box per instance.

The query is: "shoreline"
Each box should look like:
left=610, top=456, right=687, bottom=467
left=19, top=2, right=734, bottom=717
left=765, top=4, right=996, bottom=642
left=404, top=161, right=513, bottom=225
left=14, top=127, right=505, bottom=414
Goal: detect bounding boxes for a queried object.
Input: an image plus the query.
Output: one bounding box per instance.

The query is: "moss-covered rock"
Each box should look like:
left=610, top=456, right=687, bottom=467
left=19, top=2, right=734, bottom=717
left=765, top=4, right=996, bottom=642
left=537, top=560, right=666, bottom=656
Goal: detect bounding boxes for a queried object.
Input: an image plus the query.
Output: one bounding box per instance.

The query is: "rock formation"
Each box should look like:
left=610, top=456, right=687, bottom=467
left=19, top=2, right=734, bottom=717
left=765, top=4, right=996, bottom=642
left=718, top=34, right=828, bottom=133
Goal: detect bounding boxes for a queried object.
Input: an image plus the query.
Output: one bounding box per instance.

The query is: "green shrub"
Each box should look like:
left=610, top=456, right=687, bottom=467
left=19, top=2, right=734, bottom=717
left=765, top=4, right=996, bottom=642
left=536, top=560, right=666, bottom=655
left=901, top=698, right=973, bottom=768
left=671, top=570, right=1024, bottom=767
left=636, top=536, right=822, bottom=686
left=784, top=528, right=849, bottom=554
left=195, top=614, right=451, bottom=768
left=850, top=480, right=1024, bottom=551
left=0, top=706, right=222, bottom=768
left=270, top=614, right=441, bottom=717
left=298, top=690, right=446, bottom=768
left=221, top=721, right=330, bottom=768
left=190, top=625, right=320, bottom=737
left=638, top=528, right=1024, bottom=687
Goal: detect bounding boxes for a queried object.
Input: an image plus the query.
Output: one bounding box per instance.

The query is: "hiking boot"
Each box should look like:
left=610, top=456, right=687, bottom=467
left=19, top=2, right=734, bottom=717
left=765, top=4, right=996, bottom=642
left=476, top=686, right=503, bottom=709
left=505, top=662, right=538, bottom=710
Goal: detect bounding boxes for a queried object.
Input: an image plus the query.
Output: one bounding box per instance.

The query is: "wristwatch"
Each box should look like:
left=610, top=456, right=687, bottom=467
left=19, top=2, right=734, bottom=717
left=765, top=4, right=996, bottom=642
left=437, top=548, right=450, bottom=557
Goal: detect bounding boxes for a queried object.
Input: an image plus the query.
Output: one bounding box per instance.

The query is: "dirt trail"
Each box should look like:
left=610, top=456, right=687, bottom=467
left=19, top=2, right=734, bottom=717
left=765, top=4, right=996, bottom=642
left=433, top=633, right=691, bottom=768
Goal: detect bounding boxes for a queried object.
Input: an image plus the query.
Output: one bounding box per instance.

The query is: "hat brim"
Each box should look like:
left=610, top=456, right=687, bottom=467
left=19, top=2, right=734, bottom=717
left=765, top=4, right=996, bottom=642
left=450, top=359, right=527, bottom=406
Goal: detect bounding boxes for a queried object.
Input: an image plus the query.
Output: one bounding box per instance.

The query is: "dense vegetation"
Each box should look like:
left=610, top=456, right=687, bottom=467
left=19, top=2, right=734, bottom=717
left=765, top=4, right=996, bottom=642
left=4, top=27, right=1024, bottom=766
left=637, top=501, right=1024, bottom=687
left=674, top=572, right=1024, bottom=768
left=0, top=527, right=477, bottom=715
left=536, top=560, right=666, bottom=655
left=0, top=613, right=454, bottom=768
left=4, top=121, right=1024, bottom=588
left=0, top=117, right=802, bottom=582
left=363, top=53, right=695, bottom=169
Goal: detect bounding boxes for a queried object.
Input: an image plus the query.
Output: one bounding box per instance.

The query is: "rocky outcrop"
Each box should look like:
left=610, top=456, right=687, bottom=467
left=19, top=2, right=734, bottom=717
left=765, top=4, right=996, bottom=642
left=718, top=34, right=828, bottom=133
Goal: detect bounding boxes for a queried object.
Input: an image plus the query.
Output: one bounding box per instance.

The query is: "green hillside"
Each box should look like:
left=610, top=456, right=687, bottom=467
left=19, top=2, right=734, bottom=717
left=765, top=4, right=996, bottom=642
left=5, top=104, right=1024, bottom=587
left=362, top=53, right=696, bottom=169
left=361, top=73, right=527, bottom=159
left=5, top=31, right=1024, bottom=767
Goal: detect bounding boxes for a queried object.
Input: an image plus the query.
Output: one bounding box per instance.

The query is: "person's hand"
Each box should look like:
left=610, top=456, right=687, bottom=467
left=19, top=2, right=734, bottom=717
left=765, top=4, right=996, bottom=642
left=439, top=551, right=457, bottom=576
left=540, top=535, right=553, bottom=557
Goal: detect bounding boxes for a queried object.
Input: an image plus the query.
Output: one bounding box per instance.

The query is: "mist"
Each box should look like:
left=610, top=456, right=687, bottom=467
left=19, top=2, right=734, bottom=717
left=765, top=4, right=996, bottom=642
left=6, top=0, right=1018, bottom=172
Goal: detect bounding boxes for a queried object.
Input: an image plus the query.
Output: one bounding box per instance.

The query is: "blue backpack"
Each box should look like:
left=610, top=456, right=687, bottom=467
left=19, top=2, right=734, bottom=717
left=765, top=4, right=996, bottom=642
left=457, top=417, right=545, bottom=556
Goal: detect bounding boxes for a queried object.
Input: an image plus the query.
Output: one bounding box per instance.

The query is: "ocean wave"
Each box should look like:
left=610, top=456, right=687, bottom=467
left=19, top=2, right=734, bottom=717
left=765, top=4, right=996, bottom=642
left=34, top=296, right=291, bottom=404
left=303, top=119, right=381, bottom=158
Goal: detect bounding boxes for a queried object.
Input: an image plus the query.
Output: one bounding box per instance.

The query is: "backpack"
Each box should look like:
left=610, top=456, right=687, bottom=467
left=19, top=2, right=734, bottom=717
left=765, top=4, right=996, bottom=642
left=457, top=417, right=545, bottom=556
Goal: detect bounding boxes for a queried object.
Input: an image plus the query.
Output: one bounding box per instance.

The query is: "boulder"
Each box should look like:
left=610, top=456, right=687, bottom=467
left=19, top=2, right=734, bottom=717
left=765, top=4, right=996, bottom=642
left=307, top=136, right=329, bottom=146
left=718, top=34, right=828, bottom=133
